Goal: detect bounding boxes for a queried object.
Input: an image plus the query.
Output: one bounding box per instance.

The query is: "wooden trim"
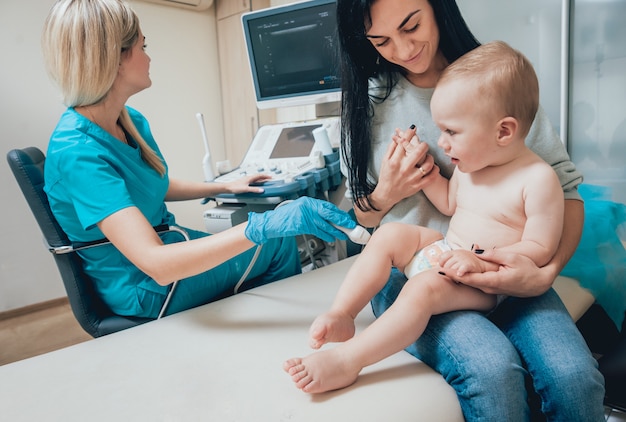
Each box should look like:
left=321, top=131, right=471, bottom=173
left=0, top=297, right=70, bottom=321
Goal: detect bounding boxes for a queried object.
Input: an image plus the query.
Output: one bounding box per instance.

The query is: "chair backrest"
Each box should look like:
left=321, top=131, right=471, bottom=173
left=6, top=147, right=150, bottom=337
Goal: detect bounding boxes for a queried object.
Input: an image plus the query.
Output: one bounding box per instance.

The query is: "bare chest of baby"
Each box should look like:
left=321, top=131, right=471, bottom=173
left=445, top=171, right=529, bottom=251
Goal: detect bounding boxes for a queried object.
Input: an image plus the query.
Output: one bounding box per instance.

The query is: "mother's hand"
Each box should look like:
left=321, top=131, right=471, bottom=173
left=355, top=127, right=439, bottom=228
left=453, top=249, right=554, bottom=297
left=376, top=133, right=437, bottom=205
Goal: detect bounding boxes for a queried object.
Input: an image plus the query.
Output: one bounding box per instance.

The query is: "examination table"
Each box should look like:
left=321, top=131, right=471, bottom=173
left=0, top=256, right=594, bottom=421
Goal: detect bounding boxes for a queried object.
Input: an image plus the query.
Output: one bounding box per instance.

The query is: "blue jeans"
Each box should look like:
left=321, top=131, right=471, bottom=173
left=371, top=269, right=606, bottom=422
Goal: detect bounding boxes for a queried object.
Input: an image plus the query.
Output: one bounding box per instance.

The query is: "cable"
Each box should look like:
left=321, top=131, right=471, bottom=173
left=300, top=233, right=320, bottom=270
left=233, top=244, right=263, bottom=294
left=233, top=199, right=293, bottom=294
left=274, top=201, right=323, bottom=269
left=274, top=199, right=323, bottom=269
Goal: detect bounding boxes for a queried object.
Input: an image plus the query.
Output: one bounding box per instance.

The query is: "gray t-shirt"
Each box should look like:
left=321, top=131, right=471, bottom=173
left=342, top=75, right=583, bottom=232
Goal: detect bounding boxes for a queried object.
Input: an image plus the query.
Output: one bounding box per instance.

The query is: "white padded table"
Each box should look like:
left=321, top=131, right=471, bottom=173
left=0, top=256, right=464, bottom=421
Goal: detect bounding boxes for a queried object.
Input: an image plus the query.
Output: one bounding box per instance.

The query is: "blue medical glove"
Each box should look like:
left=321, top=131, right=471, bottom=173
left=244, top=197, right=356, bottom=244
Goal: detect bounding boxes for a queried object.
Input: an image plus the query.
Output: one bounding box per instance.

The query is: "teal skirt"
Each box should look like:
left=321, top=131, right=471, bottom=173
left=561, top=184, right=626, bottom=329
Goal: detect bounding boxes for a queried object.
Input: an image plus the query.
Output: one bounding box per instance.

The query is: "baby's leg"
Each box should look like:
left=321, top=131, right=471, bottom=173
left=286, top=270, right=495, bottom=393
left=309, top=223, right=442, bottom=349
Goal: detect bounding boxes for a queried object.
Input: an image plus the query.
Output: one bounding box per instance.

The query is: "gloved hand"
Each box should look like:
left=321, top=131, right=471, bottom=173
left=244, top=197, right=356, bottom=244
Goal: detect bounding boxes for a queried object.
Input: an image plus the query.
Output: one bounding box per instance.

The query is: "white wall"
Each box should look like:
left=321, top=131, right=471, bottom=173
left=457, top=0, right=564, bottom=134
left=0, top=0, right=225, bottom=312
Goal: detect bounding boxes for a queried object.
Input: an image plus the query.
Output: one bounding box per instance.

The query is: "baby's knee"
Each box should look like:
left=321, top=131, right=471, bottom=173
left=370, top=222, right=406, bottom=243
left=397, top=276, right=427, bottom=303
left=397, top=279, right=450, bottom=316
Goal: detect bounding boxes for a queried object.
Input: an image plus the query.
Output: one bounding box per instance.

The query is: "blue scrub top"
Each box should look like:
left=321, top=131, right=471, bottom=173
left=45, top=107, right=183, bottom=315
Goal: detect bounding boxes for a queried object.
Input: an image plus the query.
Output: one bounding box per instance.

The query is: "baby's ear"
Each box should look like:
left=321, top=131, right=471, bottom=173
left=496, top=117, right=518, bottom=146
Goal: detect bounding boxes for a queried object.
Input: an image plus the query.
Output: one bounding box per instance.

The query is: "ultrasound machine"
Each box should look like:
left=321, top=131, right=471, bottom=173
left=202, top=0, right=349, bottom=265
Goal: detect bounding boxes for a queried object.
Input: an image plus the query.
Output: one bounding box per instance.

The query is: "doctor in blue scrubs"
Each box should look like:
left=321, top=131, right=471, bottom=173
left=40, top=0, right=355, bottom=318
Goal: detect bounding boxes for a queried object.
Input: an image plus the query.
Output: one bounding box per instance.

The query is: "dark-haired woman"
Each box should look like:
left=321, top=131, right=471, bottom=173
left=336, top=0, right=604, bottom=420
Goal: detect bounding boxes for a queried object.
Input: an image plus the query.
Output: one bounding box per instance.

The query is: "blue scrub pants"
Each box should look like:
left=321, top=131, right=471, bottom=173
left=139, top=229, right=301, bottom=318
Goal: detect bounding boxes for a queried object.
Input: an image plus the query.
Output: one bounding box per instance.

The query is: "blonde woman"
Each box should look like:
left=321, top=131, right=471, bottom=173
left=41, top=0, right=355, bottom=319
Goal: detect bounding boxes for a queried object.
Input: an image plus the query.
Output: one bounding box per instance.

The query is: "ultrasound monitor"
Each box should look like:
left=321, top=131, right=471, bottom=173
left=241, top=0, right=340, bottom=109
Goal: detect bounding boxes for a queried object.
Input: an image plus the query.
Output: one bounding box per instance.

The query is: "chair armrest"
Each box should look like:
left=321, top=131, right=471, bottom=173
left=49, top=224, right=186, bottom=254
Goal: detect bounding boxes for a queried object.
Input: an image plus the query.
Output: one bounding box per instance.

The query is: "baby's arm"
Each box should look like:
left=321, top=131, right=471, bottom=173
left=392, top=127, right=456, bottom=216
left=495, top=164, right=564, bottom=267
left=422, top=171, right=457, bottom=216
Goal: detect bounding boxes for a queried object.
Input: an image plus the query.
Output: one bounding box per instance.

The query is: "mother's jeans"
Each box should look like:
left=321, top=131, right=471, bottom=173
left=371, top=269, right=606, bottom=422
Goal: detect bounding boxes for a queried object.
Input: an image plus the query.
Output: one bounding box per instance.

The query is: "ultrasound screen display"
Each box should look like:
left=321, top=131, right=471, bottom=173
left=243, top=1, right=340, bottom=102
left=269, top=125, right=322, bottom=159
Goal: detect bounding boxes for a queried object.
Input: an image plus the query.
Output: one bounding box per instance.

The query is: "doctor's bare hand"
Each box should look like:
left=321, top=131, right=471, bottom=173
left=225, top=173, right=272, bottom=194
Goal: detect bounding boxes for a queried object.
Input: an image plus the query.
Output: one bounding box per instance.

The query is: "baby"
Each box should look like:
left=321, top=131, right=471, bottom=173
left=283, top=41, right=564, bottom=394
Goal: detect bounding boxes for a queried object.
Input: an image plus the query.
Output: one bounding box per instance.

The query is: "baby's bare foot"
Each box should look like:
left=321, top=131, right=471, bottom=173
left=308, top=310, right=355, bottom=349
left=283, top=349, right=361, bottom=394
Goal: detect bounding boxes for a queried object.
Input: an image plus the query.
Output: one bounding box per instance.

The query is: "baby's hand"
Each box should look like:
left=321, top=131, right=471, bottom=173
left=392, top=126, right=420, bottom=154
left=439, top=249, right=498, bottom=277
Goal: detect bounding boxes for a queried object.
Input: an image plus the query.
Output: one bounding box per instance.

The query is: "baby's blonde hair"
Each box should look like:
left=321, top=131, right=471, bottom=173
left=440, top=41, right=539, bottom=138
left=42, top=0, right=165, bottom=175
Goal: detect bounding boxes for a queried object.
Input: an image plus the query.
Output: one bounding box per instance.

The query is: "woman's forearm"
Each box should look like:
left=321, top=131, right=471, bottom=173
left=165, top=178, right=229, bottom=201
left=353, top=190, right=395, bottom=228
left=542, top=198, right=584, bottom=281
left=145, top=223, right=255, bottom=285
left=519, top=198, right=584, bottom=295
left=100, top=207, right=256, bottom=286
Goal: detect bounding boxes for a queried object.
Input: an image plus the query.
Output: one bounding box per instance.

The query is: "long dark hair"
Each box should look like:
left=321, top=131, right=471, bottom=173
left=336, top=0, right=480, bottom=211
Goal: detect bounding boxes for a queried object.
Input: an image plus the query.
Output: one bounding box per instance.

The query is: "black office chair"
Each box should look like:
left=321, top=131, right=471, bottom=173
left=589, top=309, right=626, bottom=412
left=600, top=334, right=626, bottom=412
left=7, top=147, right=188, bottom=337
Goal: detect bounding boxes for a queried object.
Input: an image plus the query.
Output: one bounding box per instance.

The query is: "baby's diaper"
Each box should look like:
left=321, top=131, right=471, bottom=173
left=403, top=239, right=451, bottom=279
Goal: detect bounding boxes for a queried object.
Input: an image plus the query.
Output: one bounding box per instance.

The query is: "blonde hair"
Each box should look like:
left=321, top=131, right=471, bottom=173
left=439, top=41, right=539, bottom=138
left=42, top=0, right=165, bottom=175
